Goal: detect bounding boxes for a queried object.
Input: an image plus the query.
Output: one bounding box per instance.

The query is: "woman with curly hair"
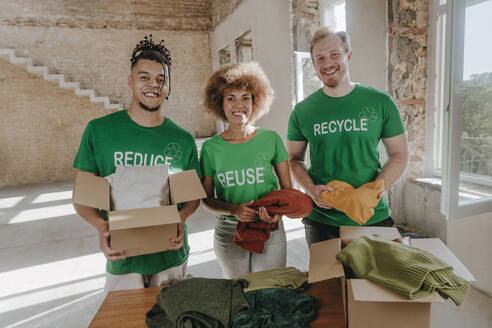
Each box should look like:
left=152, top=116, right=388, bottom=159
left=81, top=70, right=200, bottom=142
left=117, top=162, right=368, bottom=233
left=200, top=62, right=292, bottom=278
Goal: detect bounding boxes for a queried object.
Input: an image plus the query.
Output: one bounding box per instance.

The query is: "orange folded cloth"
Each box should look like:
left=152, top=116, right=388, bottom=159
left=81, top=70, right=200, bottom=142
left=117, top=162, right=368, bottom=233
left=249, top=188, right=313, bottom=218
left=320, top=180, right=384, bottom=225
left=233, top=221, right=279, bottom=254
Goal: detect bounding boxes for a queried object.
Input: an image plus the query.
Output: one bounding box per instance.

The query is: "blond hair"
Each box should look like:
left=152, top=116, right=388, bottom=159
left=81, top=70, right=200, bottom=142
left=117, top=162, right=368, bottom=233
left=310, top=27, right=351, bottom=57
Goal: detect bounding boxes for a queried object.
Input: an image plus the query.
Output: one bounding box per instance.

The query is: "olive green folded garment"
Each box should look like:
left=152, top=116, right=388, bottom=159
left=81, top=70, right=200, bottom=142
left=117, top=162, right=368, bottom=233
left=336, top=235, right=470, bottom=306
left=235, top=267, right=308, bottom=292
left=146, top=278, right=250, bottom=328
left=231, top=288, right=317, bottom=328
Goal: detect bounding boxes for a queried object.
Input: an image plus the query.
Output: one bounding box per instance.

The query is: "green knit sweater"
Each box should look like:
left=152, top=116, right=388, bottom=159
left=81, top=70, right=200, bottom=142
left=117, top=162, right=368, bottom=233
left=335, top=235, right=470, bottom=306
left=146, top=278, right=250, bottom=328
left=231, top=288, right=317, bottom=328
left=235, top=267, right=308, bottom=292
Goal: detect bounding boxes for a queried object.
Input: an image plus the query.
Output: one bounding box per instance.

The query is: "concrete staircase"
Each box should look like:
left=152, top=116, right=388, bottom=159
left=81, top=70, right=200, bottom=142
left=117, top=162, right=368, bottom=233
left=0, top=48, right=121, bottom=111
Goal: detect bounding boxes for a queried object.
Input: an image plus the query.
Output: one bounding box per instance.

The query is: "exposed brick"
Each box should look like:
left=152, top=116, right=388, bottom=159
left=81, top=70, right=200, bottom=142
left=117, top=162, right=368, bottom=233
left=210, top=0, right=245, bottom=30
left=293, top=0, right=320, bottom=52
left=0, top=58, right=113, bottom=187
left=388, top=0, right=429, bottom=178
left=0, top=0, right=212, bottom=31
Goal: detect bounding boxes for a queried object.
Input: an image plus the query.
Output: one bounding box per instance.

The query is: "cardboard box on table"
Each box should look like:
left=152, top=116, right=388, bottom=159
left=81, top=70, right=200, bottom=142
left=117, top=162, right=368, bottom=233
left=73, top=170, right=206, bottom=257
left=308, top=226, right=476, bottom=328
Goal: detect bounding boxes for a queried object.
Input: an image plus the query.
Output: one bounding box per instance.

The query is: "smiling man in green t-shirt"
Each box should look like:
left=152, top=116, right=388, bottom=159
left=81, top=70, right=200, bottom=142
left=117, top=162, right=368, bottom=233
left=287, top=28, right=408, bottom=246
left=72, top=36, right=201, bottom=292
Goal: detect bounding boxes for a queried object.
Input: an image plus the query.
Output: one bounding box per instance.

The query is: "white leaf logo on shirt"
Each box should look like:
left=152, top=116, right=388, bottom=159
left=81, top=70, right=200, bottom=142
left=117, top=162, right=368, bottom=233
left=359, top=106, right=378, bottom=122
left=255, top=152, right=270, bottom=168
left=165, top=142, right=183, bottom=161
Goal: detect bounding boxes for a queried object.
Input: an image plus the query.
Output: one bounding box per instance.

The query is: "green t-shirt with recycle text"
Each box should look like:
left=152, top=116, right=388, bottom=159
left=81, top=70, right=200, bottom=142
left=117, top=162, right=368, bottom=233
left=73, top=110, right=201, bottom=275
left=200, top=128, right=289, bottom=220
left=287, top=84, right=405, bottom=226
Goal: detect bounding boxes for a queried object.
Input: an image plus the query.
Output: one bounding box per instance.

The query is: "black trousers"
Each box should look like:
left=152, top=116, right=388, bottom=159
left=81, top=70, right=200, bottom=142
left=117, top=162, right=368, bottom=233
left=302, top=216, right=394, bottom=247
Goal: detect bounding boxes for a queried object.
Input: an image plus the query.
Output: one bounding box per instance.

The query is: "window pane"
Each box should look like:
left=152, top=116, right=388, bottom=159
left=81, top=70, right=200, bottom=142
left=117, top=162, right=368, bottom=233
left=323, top=1, right=346, bottom=31
left=302, top=57, right=322, bottom=100
left=458, top=0, right=492, bottom=203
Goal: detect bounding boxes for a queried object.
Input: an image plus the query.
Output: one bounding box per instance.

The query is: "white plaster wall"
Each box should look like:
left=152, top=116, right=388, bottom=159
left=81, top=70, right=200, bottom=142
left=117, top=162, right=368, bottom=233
left=210, top=0, right=293, bottom=140
left=345, top=0, right=387, bottom=91
left=404, top=180, right=492, bottom=294
left=403, top=180, right=448, bottom=241
left=448, top=213, right=492, bottom=293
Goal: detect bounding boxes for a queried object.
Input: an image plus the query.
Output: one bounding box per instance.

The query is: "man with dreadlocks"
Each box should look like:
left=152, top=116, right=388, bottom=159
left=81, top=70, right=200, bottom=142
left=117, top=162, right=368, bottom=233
left=72, top=35, right=201, bottom=292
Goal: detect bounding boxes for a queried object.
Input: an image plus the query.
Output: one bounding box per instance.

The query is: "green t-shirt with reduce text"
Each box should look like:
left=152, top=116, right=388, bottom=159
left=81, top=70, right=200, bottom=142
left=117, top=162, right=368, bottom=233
left=73, top=110, right=201, bottom=275
left=200, top=128, right=289, bottom=219
left=287, top=84, right=405, bottom=226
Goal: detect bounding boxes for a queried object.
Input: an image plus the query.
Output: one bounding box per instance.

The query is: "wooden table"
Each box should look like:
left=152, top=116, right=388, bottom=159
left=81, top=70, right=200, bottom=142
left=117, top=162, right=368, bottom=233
left=90, top=278, right=345, bottom=327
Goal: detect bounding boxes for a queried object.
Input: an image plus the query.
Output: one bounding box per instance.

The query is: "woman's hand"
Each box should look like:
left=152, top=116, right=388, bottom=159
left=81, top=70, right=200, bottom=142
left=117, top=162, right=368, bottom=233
left=232, top=201, right=258, bottom=222
left=257, top=206, right=281, bottom=224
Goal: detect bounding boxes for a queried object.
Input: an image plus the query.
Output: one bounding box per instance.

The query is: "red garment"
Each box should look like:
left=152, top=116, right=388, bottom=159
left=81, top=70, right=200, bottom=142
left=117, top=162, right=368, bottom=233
left=249, top=188, right=313, bottom=218
left=233, top=188, right=312, bottom=254
left=233, top=221, right=279, bottom=254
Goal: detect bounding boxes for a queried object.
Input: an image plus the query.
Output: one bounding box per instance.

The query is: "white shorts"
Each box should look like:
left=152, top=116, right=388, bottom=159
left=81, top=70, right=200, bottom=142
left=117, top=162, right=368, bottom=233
left=104, top=261, right=187, bottom=293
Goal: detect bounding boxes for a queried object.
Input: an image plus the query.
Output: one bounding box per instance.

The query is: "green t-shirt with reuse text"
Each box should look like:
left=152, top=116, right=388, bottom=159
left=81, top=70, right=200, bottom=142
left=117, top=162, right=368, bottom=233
left=73, top=110, right=201, bottom=275
left=287, top=84, right=405, bottom=226
left=200, top=128, right=289, bottom=220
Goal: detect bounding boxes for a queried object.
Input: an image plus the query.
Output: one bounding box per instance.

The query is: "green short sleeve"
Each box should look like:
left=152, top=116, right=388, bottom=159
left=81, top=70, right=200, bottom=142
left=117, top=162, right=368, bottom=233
left=273, top=132, right=289, bottom=165
left=200, top=143, right=214, bottom=177
left=73, top=122, right=99, bottom=174
left=381, top=96, right=405, bottom=138
left=287, top=109, right=306, bottom=141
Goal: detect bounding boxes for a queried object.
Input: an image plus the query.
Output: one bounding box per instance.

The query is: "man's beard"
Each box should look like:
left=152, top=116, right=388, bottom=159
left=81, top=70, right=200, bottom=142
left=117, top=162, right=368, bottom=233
left=139, top=102, right=161, bottom=112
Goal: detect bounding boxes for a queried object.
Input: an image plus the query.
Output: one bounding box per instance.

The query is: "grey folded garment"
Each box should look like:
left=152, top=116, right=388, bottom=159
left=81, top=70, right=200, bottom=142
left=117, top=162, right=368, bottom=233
left=231, top=288, right=317, bottom=328
left=104, top=165, right=170, bottom=210
left=146, top=278, right=250, bottom=328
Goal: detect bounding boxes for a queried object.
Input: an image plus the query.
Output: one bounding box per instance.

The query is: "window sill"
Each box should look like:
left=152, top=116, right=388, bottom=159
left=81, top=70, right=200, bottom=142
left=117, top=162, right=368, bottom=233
left=412, top=177, right=492, bottom=203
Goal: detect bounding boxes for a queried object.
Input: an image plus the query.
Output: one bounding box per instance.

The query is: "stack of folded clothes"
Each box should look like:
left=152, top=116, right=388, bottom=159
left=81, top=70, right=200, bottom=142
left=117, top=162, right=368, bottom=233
left=336, top=235, right=470, bottom=306
left=146, top=267, right=318, bottom=328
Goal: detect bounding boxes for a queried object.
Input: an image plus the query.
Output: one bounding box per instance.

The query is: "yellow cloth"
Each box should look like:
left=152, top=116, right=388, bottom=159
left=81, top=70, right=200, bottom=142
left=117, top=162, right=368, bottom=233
left=320, top=180, right=384, bottom=225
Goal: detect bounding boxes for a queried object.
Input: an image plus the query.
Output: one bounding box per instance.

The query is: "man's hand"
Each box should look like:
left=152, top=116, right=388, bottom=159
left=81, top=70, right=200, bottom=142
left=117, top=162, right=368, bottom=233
left=97, top=221, right=126, bottom=261
left=377, top=189, right=386, bottom=200
left=307, top=184, right=334, bottom=209
left=257, top=206, right=282, bottom=224
left=168, top=222, right=184, bottom=251
left=232, top=201, right=258, bottom=222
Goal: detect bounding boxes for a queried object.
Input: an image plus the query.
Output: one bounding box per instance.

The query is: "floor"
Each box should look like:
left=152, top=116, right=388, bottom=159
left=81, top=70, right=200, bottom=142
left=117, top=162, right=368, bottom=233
left=0, top=182, right=490, bottom=328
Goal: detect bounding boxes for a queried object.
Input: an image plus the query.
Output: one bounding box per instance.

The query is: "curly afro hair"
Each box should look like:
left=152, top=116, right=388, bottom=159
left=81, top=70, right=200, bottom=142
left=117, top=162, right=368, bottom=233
left=203, top=62, right=274, bottom=123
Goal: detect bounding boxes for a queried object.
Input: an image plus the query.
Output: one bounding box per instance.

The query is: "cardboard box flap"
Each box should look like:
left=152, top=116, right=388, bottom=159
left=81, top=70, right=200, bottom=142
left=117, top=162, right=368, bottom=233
left=169, top=170, right=206, bottom=204
left=349, top=279, right=444, bottom=303
left=410, top=238, right=476, bottom=282
left=73, top=171, right=110, bottom=210
left=340, top=226, right=401, bottom=244
left=308, top=238, right=345, bottom=283
left=109, top=205, right=180, bottom=231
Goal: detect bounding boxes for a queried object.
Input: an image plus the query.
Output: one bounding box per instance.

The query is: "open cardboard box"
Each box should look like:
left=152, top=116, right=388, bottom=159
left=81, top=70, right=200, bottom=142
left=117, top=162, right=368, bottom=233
left=308, top=226, right=476, bottom=328
left=73, top=170, right=206, bottom=257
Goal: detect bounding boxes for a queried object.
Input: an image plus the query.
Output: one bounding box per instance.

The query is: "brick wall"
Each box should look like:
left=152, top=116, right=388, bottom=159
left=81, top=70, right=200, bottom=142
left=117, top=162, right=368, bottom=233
left=293, top=0, right=319, bottom=52
left=0, top=0, right=216, bottom=138
left=210, top=0, right=245, bottom=30
left=0, top=0, right=211, bottom=31
left=0, top=58, right=113, bottom=187
left=388, top=0, right=428, bottom=178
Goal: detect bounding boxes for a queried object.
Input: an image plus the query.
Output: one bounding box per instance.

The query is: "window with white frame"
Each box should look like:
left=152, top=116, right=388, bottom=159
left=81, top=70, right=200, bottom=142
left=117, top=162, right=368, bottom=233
left=294, top=52, right=322, bottom=103
left=319, top=0, right=346, bottom=31
left=427, top=0, right=492, bottom=218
